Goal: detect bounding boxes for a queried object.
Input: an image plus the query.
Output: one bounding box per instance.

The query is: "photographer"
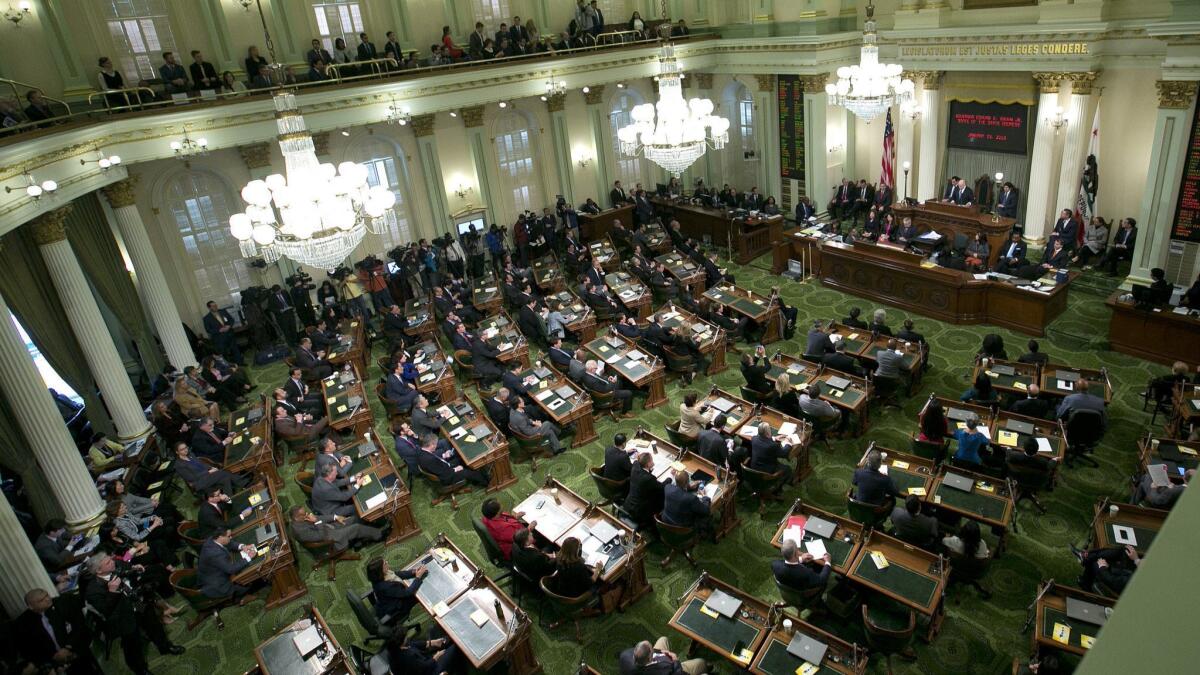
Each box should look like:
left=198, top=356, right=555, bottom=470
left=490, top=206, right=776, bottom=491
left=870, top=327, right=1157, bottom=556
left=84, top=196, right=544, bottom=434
left=239, top=286, right=273, bottom=350
left=333, top=266, right=371, bottom=319
left=442, top=232, right=466, bottom=278
left=84, top=553, right=184, bottom=673
left=464, top=224, right=486, bottom=277
left=357, top=256, right=393, bottom=313
left=288, top=270, right=316, bottom=327
left=267, top=284, right=298, bottom=346
left=485, top=224, right=508, bottom=274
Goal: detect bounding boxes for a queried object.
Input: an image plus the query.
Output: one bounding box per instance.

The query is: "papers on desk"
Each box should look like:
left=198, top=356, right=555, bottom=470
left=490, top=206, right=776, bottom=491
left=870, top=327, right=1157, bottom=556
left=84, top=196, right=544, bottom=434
left=364, top=492, right=387, bottom=510
left=626, top=350, right=646, bottom=361
left=1057, top=379, right=1074, bottom=391
left=917, top=231, right=942, bottom=241
left=469, top=608, right=489, bottom=627
left=497, top=342, right=513, bottom=352
left=516, top=494, right=577, bottom=542
left=804, top=538, right=828, bottom=559
left=1191, top=399, right=1200, bottom=411
left=778, top=422, right=798, bottom=437
left=702, top=482, right=719, bottom=500
left=1113, top=525, right=1137, bottom=546
left=870, top=551, right=889, bottom=569
left=604, top=353, right=622, bottom=364
left=973, top=273, right=991, bottom=281
left=98, top=467, right=127, bottom=483
left=448, top=426, right=467, bottom=439
left=292, top=624, right=324, bottom=657
left=534, top=388, right=555, bottom=401
left=1052, top=623, right=1071, bottom=645
left=1036, top=437, right=1054, bottom=454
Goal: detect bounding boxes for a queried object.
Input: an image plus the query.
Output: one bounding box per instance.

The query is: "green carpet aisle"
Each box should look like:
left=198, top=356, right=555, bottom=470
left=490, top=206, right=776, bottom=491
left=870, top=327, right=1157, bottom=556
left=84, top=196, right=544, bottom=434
left=135, top=255, right=1160, bottom=675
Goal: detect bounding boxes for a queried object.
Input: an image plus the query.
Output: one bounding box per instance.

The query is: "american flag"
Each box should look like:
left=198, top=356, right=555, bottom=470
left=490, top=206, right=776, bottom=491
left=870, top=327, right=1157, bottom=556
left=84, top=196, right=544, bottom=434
left=880, top=109, right=895, bottom=188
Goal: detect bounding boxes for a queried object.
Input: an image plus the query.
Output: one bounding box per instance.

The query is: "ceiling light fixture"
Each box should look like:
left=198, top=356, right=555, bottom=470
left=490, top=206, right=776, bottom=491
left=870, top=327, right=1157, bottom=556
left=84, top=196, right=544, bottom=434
left=80, top=149, right=122, bottom=171
left=384, top=95, right=411, bottom=125
left=825, top=1, right=914, bottom=123
left=170, top=129, right=208, bottom=159
left=5, top=172, right=57, bottom=200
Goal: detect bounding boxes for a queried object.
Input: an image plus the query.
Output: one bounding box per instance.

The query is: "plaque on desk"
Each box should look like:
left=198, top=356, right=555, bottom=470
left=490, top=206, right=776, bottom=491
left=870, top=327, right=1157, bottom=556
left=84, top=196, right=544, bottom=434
left=1055, top=370, right=1081, bottom=382
left=703, top=589, right=743, bottom=619
left=1066, top=597, right=1109, bottom=626
left=942, top=472, right=975, bottom=492
left=825, top=376, right=851, bottom=390
left=991, top=364, right=1016, bottom=376
left=805, top=516, right=837, bottom=539
left=786, top=633, right=828, bottom=664
left=1004, top=419, right=1036, bottom=436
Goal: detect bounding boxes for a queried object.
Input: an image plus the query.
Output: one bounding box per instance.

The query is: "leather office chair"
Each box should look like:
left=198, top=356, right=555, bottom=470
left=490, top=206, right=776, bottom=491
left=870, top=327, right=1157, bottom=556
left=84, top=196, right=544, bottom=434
left=909, top=435, right=948, bottom=465
left=774, top=577, right=826, bottom=616
left=417, top=466, right=468, bottom=509
left=170, top=568, right=233, bottom=630
left=1064, top=408, right=1104, bottom=468
left=508, top=423, right=554, bottom=471
left=653, top=513, right=698, bottom=568
left=741, top=465, right=786, bottom=515
left=846, top=489, right=893, bottom=529
left=589, top=466, right=627, bottom=507
left=861, top=603, right=918, bottom=675
left=588, top=388, right=623, bottom=421
left=471, top=516, right=514, bottom=584
left=538, top=577, right=597, bottom=643
left=661, top=345, right=697, bottom=383
left=452, top=349, right=477, bottom=385
left=1005, top=457, right=1053, bottom=514
left=345, top=588, right=420, bottom=642
left=294, top=470, right=315, bottom=496
left=375, top=381, right=408, bottom=424
left=947, top=549, right=992, bottom=600
left=177, top=521, right=204, bottom=548
left=739, top=385, right=776, bottom=406
left=296, top=534, right=360, bottom=581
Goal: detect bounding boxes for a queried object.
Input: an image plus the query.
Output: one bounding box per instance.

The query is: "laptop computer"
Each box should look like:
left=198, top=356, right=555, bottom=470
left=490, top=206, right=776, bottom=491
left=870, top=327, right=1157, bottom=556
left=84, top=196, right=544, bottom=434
left=942, top=472, right=975, bottom=492
left=709, top=397, right=735, bottom=413
left=470, top=424, right=491, bottom=438
left=347, top=395, right=363, bottom=409
left=453, top=402, right=473, bottom=417
left=786, top=633, right=828, bottom=664
left=357, top=441, right=378, bottom=458
left=1004, top=419, right=1036, bottom=436
left=782, top=259, right=805, bottom=280
left=991, top=364, right=1016, bottom=376
left=554, top=385, right=575, bottom=399
left=1066, top=597, right=1108, bottom=626
left=246, top=408, right=264, bottom=422
left=533, top=367, right=552, bottom=379
left=254, top=522, right=279, bottom=545
left=702, top=589, right=742, bottom=618
left=825, top=376, right=851, bottom=390
left=1055, top=370, right=1081, bottom=382
left=946, top=407, right=976, bottom=423
left=292, top=624, right=324, bottom=658
left=691, top=469, right=715, bottom=485
left=805, top=516, right=837, bottom=539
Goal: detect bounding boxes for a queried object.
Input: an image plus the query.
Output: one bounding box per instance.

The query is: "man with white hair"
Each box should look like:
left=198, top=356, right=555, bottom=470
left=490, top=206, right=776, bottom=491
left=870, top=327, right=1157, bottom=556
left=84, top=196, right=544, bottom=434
left=582, top=359, right=634, bottom=417
left=772, top=538, right=832, bottom=592
left=870, top=308, right=893, bottom=336
left=618, top=636, right=710, bottom=674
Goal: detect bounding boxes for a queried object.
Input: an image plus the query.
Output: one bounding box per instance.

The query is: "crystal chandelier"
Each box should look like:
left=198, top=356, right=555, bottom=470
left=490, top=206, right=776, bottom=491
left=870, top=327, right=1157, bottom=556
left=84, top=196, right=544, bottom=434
left=541, top=73, right=566, bottom=101
left=228, top=90, right=396, bottom=270
left=385, top=95, right=411, bottom=125
left=617, top=42, right=729, bottom=177
left=825, top=1, right=914, bottom=123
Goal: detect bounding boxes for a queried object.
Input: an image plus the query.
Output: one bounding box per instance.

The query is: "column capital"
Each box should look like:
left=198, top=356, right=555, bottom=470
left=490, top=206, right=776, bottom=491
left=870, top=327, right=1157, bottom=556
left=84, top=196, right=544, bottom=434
left=411, top=113, right=437, bottom=136
left=544, top=92, right=566, bottom=113
left=31, top=206, right=73, bottom=245
left=694, top=72, right=714, bottom=90
left=754, top=74, right=775, bottom=92
left=1032, top=72, right=1066, bottom=94
left=310, top=131, right=331, bottom=157
left=238, top=142, right=272, bottom=170
left=583, top=84, right=606, bottom=105
left=1066, top=72, right=1098, bottom=96
left=799, top=73, right=829, bottom=93
left=459, top=106, right=485, bottom=128
left=100, top=176, right=139, bottom=209
left=1156, top=80, right=1199, bottom=109
left=909, top=70, right=944, bottom=90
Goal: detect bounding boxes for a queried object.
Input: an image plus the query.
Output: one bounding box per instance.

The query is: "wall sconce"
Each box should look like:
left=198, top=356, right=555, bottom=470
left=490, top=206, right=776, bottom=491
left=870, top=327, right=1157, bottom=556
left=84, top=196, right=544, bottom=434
left=234, top=0, right=254, bottom=10
left=4, top=1, right=31, bottom=27
left=384, top=95, right=411, bottom=126
left=454, top=183, right=474, bottom=199
left=1046, top=105, right=1065, bottom=133
left=576, top=154, right=592, bottom=169
left=170, top=129, right=208, bottom=159
left=5, top=172, right=57, bottom=200
left=827, top=143, right=844, bottom=154
left=80, top=149, right=122, bottom=171
left=901, top=102, right=922, bottom=120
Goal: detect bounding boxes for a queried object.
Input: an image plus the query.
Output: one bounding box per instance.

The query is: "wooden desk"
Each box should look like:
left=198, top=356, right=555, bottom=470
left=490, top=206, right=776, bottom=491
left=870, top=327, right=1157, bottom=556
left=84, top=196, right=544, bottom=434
left=991, top=410, right=1066, bottom=477
left=827, top=321, right=924, bottom=393
left=252, top=606, right=350, bottom=675
left=765, top=354, right=871, bottom=435
left=892, top=202, right=1014, bottom=269
left=703, top=283, right=781, bottom=344
left=588, top=237, right=621, bottom=273
left=656, top=251, right=706, bottom=300
left=531, top=255, right=566, bottom=294
left=771, top=500, right=864, bottom=576
left=929, top=465, right=1015, bottom=554
left=1038, top=364, right=1113, bottom=404
left=403, top=536, right=540, bottom=674
left=515, top=478, right=651, bottom=612
left=411, top=339, right=458, bottom=405
left=436, top=398, right=516, bottom=492
left=1032, top=582, right=1112, bottom=659
left=1105, top=292, right=1200, bottom=366
left=585, top=333, right=667, bottom=408
left=820, top=241, right=1074, bottom=337
left=630, top=429, right=740, bottom=540
left=326, top=318, right=367, bottom=376
left=732, top=405, right=813, bottom=484
left=403, top=297, right=436, bottom=341
left=653, top=305, right=728, bottom=375
left=771, top=228, right=828, bottom=276
left=579, top=204, right=634, bottom=241
left=227, top=480, right=277, bottom=527
left=669, top=573, right=772, bottom=670
left=471, top=275, right=504, bottom=315
left=347, top=431, right=420, bottom=544
left=223, top=399, right=279, bottom=491
left=230, top=505, right=308, bottom=609
left=605, top=271, right=652, bottom=320
left=478, top=312, right=531, bottom=368
left=750, top=609, right=868, bottom=675
left=973, top=359, right=1040, bottom=400
left=856, top=445, right=935, bottom=498
left=640, top=221, right=673, bottom=254
left=320, top=367, right=373, bottom=437
left=846, top=530, right=948, bottom=640
left=517, top=362, right=598, bottom=447
left=697, top=387, right=756, bottom=435
left=653, top=198, right=783, bottom=264
left=1089, top=498, right=1167, bottom=555
left=1136, top=436, right=1199, bottom=481
left=1169, top=384, right=1200, bottom=438
left=545, top=289, right=598, bottom=344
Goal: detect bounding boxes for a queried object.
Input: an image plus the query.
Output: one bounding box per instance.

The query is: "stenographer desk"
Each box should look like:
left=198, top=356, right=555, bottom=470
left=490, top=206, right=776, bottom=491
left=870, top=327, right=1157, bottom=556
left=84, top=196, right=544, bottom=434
left=891, top=202, right=1015, bottom=269
left=651, top=197, right=783, bottom=264
left=1105, top=292, right=1200, bottom=367
left=820, top=241, right=1073, bottom=336
left=578, top=204, right=634, bottom=240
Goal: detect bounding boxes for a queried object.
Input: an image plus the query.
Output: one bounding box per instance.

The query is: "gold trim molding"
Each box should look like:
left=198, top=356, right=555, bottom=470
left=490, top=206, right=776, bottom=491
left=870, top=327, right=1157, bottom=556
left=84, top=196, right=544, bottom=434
left=1156, top=80, right=1198, bottom=109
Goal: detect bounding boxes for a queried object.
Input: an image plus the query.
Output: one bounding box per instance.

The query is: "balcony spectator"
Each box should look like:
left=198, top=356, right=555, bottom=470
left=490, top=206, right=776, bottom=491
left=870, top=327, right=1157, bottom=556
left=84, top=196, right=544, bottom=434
left=510, top=16, right=528, bottom=43
left=441, top=26, right=465, bottom=60
left=526, top=19, right=542, bottom=47
left=222, top=71, right=247, bottom=96
left=159, top=51, right=189, bottom=94
left=481, top=38, right=496, bottom=59
left=23, top=90, right=55, bottom=127
left=305, top=38, right=332, bottom=66
left=629, top=11, right=646, bottom=38
left=308, top=59, right=330, bottom=82
left=332, top=37, right=355, bottom=73
left=97, top=56, right=131, bottom=108
left=672, top=19, right=690, bottom=37
left=383, top=31, right=404, bottom=70
left=469, top=22, right=487, bottom=59
left=189, top=50, right=221, bottom=91
left=589, top=1, right=606, bottom=39
left=495, top=22, right=509, bottom=47
left=250, top=65, right=273, bottom=89
left=357, top=32, right=378, bottom=61
left=244, top=46, right=268, bottom=81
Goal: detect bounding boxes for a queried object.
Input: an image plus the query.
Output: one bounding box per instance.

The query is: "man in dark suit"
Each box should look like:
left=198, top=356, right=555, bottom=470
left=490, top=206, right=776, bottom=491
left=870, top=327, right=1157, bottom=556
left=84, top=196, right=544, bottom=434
left=696, top=416, right=733, bottom=466
left=14, top=588, right=96, bottom=674
left=619, top=638, right=707, bottom=675
left=383, top=31, right=404, bottom=68
left=1018, top=339, right=1048, bottom=365
left=295, top=337, right=335, bottom=379
left=268, top=284, right=298, bottom=344
left=197, top=529, right=256, bottom=601
left=945, top=177, right=974, bottom=205
left=1037, top=239, right=1070, bottom=272
left=22, top=90, right=56, bottom=126
left=190, top=417, right=230, bottom=464
left=821, top=340, right=863, bottom=376
left=450, top=321, right=474, bottom=352
left=1047, top=209, right=1079, bottom=251
left=772, top=539, right=832, bottom=592
left=890, top=495, right=939, bottom=549
left=34, top=520, right=79, bottom=571
left=827, top=179, right=853, bottom=221
left=996, top=182, right=1018, bottom=218
left=509, top=16, right=528, bottom=43
left=173, top=442, right=242, bottom=494
left=583, top=360, right=634, bottom=416
left=416, top=433, right=488, bottom=486
left=314, top=436, right=353, bottom=479
left=662, top=470, right=711, bottom=531
left=273, top=404, right=329, bottom=441
left=741, top=186, right=765, bottom=211
left=289, top=504, right=382, bottom=552
left=311, top=463, right=361, bottom=517
left=795, top=196, right=817, bottom=222
left=633, top=189, right=655, bottom=226
left=872, top=182, right=893, bottom=212
left=1006, top=436, right=1056, bottom=478
left=202, top=300, right=243, bottom=364
left=805, top=320, right=835, bottom=356
left=470, top=333, right=504, bottom=386
left=384, top=360, right=419, bottom=412
left=622, top=452, right=664, bottom=530
left=196, top=486, right=252, bottom=538
left=283, top=367, right=324, bottom=415
left=852, top=450, right=898, bottom=504
left=159, top=51, right=189, bottom=94
left=305, top=39, right=333, bottom=66
left=482, top=388, right=513, bottom=431
left=993, top=233, right=1028, bottom=274
left=1009, top=384, right=1051, bottom=419
left=409, top=395, right=443, bottom=438
left=356, top=32, right=378, bottom=61
left=602, top=433, right=634, bottom=484
left=517, top=298, right=546, bottom=344
left=749, top=422, right=792, bottom=477
left=546, top=337, right=573, bottom=369
left=509, top=396, right=565, bottom=453
left=1097, top=217, right=1137, bottom=276
left=741, top=348, right=773, bottom=393
left=610, top=180, right=630, bottom=208
left=511, top=528, right=555, bottom=580
left=84, top=554, right=183, bottom=673
left=849, top=180, right=873, bottom=224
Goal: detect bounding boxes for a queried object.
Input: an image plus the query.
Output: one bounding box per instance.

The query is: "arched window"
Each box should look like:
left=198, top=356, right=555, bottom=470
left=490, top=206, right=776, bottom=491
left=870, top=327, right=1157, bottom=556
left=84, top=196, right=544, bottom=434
left=493, top=111, right=542, bottom=215
left=735, top=84, right=755, bottom=157
left=162, top=171, right=252, bottom=310
left=609, top=90, right=646, bottom=189
left=473, top=0, right=511, bottom=27
left=343, top=136, right=415, bottom=252
left=722, top=82, right=758, bottom=186
left=312, top=1, right=365, bottom=52
left=103, top=0, right=177, bottom=84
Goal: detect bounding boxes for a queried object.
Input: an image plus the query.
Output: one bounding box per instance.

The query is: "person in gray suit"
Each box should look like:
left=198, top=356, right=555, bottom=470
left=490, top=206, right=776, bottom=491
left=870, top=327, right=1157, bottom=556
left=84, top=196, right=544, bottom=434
left=890, top=495, right=939, bottom=550
left=311, top=462, right=362, bottom=517
left=314, top=436, right=352, bottom=479
left=1055, top=379, right=1108, bottom=432
left=197, top=529, right=257, bottom=601
left=567, top=347, right=587, bottom=382
left=509, top=396, right=564, bottom=454
left=409, top=395, right=443, bottom=438
left=288, top=505, right=382, bottom=553
left=874, top=339, right=904, bottom=380
left=34, top=519, right=79, bottom=571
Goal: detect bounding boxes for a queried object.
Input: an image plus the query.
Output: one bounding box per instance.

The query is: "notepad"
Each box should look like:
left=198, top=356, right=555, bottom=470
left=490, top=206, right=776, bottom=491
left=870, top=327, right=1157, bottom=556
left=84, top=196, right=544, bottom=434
left=997, top=430, right=1019, bottom=447
left=1036, top=438, right=1054, bottom=454
left=364, top=492, right=386, bottom=510
left=892, top=460, right=910, bottom=470
left=534, top=389, right=555, bottom=401
left=804, top=538, right=828, bottom=559
left=699, top=605, right=720, bottom=619
left=433, top=601, right=450, bottom=617
left=908, top=486, right=927, bottom=496
left=1057, top=379, right=1074, bottom=391
left=870, top=551, right=889, bottom=569
left=1052, top=622, right=1071, bottom=644
left=469, top=608, right=489, bottom=627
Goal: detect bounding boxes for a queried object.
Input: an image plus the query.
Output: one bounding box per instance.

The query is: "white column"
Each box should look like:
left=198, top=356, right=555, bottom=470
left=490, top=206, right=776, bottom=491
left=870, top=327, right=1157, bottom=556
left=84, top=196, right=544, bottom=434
left=1052, top=74, right=1095, bottom=231
left=1024, top=74, right=1065, bottom=242
left=801, top=74, right=829, bottom=206
left=413, top=114, right=452, bottom=239
left=545, top=94, right=576, bottom=204
left=461, top=106, right=500, bottom=228
left=101, top=178, right=197, bottom=371
left=1127, top=81, right=1199, bottom=287
left=897, top=107, right=916, bottom=201
left=0, top=490, right=54, bottom=616
left=584, top=85, right=612, bottom=202
left=915, top=71, right=943, bottom=201
left=755, top=75, right=781, bottom=199
left=694, top=75, right=720, bottom=188
left=33, top=207, right=152, bottom=442
left=0, top=283, right=105, bottom=531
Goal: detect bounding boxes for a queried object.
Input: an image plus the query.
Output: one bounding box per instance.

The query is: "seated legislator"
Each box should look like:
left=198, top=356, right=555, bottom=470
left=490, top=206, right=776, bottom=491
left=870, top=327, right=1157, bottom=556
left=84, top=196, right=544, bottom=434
left=190, top=417, right=231, bottom=464
left=1008, top=384, right=1051, bottom=419
left=367, top=557, right=427, bottom=626
left=1006, top=436, right=1056, bottom=481
left=842, top=307, right=868, bottom=329
left=197, top=529, right=258, bottom=602
left=603, top=433, right=635, bottom=484
left=943, top=520, right=990, bottom=559
left=749, top=422, right=792, bottom=477
left=510, top=396, right=566, bottom=454
left=311, top=462, right=363, bottom=518
left=623, top=452, right=665, bottom=530
left=619, top=638, right=710, bottom=675
left=853, top=450, right=898, bottom=505
left=1073, top=216, right=1110, bottom=267
left=662, top=469, right=712, bottom=537
left=172, top=442, right=244, bottom=495
left=953, top=418, right=990, bottom=465
left=869, top=309, right=893, bottom=337
left=741, top=348, right=773, bottom=395
left=1055, top=379, right=1108, bottom=432
left=805, top=320, right=834, bottom=356
left=283, top=367, right=325, bottom=415
left=822, top=340, right=863, bottom=376
left=294, top=337, right=335, bottom=380
left=409, top=395, right=444, bottom=438
left=1046, top=209, right=1079, bottom=252
left=272, top=404, right=328, bottom=441
left=890, top=495, right=939, bottom=549
left=1071, top=544, right=1141, bottom=595
left=696, top=417, right=734, bottom=467
left=583, top=360, right=635, bottom=417
left=964, top=233, right=990, bottom=271
left=481, top=498, right=524, bottom=560
left=1133, top=468, right=1193, bottom=509
left=772, top=538, right=832, bottom=592
left=1095, top=217, right=1137, bottom=276
left=384, top=360, right=420, bottom=413
left=1018, top=339, right=1049, bottom=365
left=196, top=486, right=251, bottom=539
left=289, top=504, right=383, bottom=552
left=545, top=536, right=603, bottom=598
left=918, top=401, right=949, bottom=444
left=993, top=233, right=1028, bottom=275
left=677, top=393, right=707, bottom=440
left=512, top=527, right=557, bottom=581
left=417, top=433, right=489, bottom=487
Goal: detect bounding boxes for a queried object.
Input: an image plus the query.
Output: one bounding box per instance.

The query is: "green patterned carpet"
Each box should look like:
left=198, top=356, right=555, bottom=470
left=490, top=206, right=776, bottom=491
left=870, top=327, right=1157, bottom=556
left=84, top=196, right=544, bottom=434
left=135, top=253, right=1161, bottom=675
